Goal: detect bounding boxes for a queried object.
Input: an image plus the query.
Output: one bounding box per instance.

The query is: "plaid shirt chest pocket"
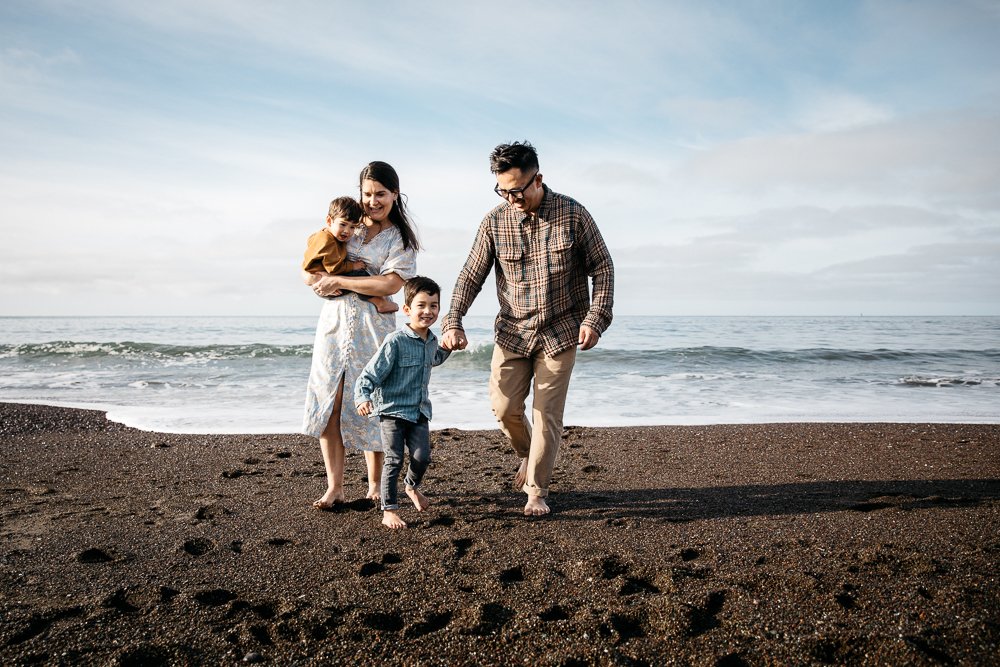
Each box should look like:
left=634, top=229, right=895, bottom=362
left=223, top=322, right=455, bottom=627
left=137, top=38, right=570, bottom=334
left=497, top=241, right=525, bottom=281
left=545, top=228, right=575, bottom=276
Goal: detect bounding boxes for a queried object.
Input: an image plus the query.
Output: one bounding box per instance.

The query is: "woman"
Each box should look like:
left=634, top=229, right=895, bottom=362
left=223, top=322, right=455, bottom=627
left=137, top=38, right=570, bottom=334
left=302, top=161, right=420, bottom=509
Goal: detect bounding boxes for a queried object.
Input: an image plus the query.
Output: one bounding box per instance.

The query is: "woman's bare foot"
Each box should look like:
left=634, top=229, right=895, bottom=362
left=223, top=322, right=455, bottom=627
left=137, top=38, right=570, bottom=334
left=312, top=488, right=345, bottom=509
left=524, top=495, right=550, bottom=516
left=382, top=510, right=407, bottom=529
left=513, top=458, right=527, bottom=489
left=370, top=296, right=398, bottom=314
left=366, top=482, right=381, bottom=501
left=405, top=486, right=430, bottom=511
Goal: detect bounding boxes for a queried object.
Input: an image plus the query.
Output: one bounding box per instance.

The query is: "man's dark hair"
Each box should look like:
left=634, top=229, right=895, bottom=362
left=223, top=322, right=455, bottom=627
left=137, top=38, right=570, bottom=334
left=489, top=141, right=539, bottom=175
left=403, top=276, right=440, bottom=306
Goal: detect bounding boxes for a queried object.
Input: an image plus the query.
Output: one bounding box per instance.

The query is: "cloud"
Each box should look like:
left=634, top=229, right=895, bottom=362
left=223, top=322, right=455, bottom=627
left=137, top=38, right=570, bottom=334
left=672, top=110, right=1000, bottom=207
left=790, top=89, right=894, bottom=133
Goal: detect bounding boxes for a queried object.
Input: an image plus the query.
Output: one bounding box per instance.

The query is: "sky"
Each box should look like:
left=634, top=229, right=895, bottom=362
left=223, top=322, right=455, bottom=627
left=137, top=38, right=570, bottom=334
left=1, top=0, right=999, bottom=317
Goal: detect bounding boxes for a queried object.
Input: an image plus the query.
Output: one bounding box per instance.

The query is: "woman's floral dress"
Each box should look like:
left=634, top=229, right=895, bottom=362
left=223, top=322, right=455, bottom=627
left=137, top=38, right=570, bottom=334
left=301, top=225, right=416, bottom=449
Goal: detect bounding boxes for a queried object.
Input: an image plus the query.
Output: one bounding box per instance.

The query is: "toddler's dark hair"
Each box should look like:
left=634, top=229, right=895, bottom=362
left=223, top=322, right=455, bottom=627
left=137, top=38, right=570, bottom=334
left=403, top=276, right=440, bottom=307
left=327, top=196, right=363, bottom=224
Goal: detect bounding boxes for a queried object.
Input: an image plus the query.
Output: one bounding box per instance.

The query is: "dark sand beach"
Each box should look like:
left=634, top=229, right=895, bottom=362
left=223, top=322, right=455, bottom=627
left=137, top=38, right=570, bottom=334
left=1, top=402, right=998, bottom=665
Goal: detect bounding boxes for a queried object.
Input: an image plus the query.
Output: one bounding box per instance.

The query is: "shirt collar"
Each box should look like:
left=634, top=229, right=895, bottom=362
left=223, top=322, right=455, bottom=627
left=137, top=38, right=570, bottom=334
left=517, top=184, right=551, bottom=224
left=402, top=324, right=436, bottom=342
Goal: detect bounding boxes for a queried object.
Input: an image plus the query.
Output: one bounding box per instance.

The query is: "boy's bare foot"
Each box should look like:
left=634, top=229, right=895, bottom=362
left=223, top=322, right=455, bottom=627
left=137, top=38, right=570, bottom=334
left=405, top=486, right=430, bottom=511
left=513, top=458, right=528, bottom=489
left=366, top=482, right=381, bottom=501
left=382, top=510, right=407, bottom=529
left=312, top=488, right=345, bottom=509
left=370, top=296, right=398, bottom=314
left=524, top=495, right=550, bottom=516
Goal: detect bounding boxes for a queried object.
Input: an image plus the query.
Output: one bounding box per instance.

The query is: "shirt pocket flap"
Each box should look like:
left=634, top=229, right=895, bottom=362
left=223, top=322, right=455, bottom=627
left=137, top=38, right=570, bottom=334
left=497, top=242, right=523, bottom=261
left=399, top=349, right=422, bottom=367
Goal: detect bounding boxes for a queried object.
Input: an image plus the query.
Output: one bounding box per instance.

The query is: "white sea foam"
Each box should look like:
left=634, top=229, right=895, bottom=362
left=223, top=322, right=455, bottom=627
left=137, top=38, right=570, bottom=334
left=1, top=315, right=998, bottom=433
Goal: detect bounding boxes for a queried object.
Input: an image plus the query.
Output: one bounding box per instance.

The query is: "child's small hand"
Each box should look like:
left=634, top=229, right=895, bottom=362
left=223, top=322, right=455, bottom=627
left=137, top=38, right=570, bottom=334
left=357, top=401, right=373, bottom=416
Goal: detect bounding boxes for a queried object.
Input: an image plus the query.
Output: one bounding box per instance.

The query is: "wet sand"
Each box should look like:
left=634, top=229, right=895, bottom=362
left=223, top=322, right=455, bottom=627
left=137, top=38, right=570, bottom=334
left=1, top=402, right=998, bottom=665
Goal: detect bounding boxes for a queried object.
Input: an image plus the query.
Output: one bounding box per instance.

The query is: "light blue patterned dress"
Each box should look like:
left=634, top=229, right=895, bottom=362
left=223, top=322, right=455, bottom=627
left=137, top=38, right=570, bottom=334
left=301, top=225, right=417, bottom=449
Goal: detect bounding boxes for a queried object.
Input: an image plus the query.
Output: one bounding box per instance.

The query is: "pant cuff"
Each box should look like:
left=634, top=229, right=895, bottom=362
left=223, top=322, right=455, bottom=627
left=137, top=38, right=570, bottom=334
left=522, top=483, right=549, bottom=498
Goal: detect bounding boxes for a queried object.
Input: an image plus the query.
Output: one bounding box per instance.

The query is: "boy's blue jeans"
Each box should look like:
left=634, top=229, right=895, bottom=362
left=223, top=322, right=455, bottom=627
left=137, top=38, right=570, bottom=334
left=379, top=415, right=430, bottom=511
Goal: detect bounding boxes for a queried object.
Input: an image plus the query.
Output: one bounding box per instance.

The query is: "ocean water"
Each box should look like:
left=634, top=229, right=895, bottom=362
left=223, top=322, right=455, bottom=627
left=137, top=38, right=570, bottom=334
left=0, top=316, right=997, bottom=434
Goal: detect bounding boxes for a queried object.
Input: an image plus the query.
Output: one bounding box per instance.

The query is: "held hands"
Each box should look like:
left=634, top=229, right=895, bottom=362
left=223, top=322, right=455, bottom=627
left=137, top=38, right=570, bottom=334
left=440, top=329, right=468, bottom=351
left=357, top=401, right=373, bottom=417
left=578, top=325, right=600, bottom=350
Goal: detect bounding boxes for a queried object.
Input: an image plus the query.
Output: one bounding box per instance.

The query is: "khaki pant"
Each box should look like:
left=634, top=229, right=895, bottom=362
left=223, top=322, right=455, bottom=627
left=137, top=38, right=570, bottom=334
left=489, top=343, right=577, bottom=498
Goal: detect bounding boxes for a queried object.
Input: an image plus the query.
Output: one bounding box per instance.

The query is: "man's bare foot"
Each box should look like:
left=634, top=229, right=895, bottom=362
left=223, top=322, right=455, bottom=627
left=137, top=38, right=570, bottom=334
left=405, top=486, right=430, bottom=511
left=370, top=296, right=398, bottom=314
left=513, top=458, right=527, bottom=489
left=366, top=482, right=381, bottom=501
left=524, top=495, right=550, bottom=516
left=382, top=510, right=407, bottom=529
left=312, top=488, right=345, bottom=509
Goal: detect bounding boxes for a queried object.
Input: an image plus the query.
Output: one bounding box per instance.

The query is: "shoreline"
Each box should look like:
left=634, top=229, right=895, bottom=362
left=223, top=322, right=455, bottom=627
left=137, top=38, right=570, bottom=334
left=4, top=398, right=999, bottom=437
left=2, top=402, right=998, bottom=664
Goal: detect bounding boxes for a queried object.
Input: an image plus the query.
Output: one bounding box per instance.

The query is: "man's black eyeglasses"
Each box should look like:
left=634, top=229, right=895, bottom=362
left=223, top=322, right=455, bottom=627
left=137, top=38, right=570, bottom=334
left=494, top=171, right=538, bottom=201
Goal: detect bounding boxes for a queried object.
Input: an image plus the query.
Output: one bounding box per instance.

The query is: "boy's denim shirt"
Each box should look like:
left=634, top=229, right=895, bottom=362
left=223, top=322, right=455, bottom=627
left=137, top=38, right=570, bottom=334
left=354, top=326, right=451, bottom=423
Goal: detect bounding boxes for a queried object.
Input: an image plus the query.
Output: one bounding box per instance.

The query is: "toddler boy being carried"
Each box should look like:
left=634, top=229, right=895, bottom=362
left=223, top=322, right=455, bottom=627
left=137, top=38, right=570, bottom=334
left=302, top=196, right=397, bottom=314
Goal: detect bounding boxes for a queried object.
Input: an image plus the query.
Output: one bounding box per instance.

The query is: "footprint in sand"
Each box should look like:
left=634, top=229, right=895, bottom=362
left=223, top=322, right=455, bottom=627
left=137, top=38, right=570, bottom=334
left=192, top=589, right=237, bottom=606
left=453, top=602, right=513, bottom=635
left=599, top=555, right=629, bottom=579
left=452, top=537, right=474, bottom=560
left=686, top=590, right=727, bottom=637
left=362, top=611, right=403, bottom=632
left=608, top=612, right=647, bottom=641
left=266, top=538, right=293, bottom=547
left=499, top=565, right=524, bottom=586
left=620, top=576, right=660, bottom=596
left=404, top=611, right=453, bottom=638
left=359, top=561, right=385, bottom=577
left=539, top=605, right=570, bottom=622
left=182, top=538, right=214, bottom=556
left=76, top=547, right=114, bottom=563
left=102, top=588, right=140, bottom=613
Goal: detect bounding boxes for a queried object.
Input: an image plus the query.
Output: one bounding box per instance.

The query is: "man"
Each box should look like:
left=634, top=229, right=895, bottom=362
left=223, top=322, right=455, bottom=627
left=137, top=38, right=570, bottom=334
left=440, top=141, right=615, bottom=516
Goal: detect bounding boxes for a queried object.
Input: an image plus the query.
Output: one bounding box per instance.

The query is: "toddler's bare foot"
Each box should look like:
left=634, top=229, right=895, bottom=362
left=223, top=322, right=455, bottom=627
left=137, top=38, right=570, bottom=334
left=524, top=495, right=550, bottom=516
left=370, top=296, right=398, bottom=314
left=405, top=486, right=430, bottom=512
left=382, top=510, right=407, bottom=529
left=312, top=488, right=345, bottom=510
left=513, top=458, right=527, bottom=489
left=366, top=482, right=381, bottom=501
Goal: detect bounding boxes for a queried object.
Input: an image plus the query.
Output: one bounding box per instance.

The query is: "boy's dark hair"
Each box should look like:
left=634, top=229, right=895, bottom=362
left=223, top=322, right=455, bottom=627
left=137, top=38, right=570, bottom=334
left=403, top=276, right=440, bottom=307
left=327, top=196, right=363, bottom=224
left=489, top=141, right=539, bottom=175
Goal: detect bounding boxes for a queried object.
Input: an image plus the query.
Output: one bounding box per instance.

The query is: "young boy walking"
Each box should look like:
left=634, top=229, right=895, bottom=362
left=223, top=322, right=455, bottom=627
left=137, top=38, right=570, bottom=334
left=355, top=276, right=450, bottom=529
